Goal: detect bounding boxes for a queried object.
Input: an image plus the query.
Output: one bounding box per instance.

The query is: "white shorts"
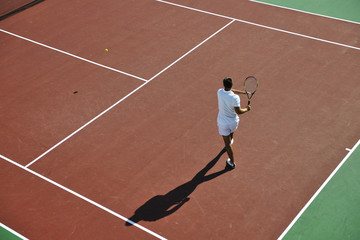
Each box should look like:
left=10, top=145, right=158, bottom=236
left=218, top=122, right=238, bottom=136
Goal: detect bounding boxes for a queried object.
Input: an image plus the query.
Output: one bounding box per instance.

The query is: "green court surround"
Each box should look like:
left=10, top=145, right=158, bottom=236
left=283, top=144, right=360, bottom=239
left=254, top=0, right=360, bottom=23
left=0, top=226, right=23, bottom=240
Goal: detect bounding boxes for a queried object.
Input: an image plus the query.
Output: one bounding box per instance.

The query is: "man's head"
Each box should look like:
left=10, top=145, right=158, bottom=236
left=223, top=77, right=233, bottom=89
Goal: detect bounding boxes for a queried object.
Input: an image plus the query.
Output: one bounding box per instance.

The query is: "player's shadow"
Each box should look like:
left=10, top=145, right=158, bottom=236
left=125, top=148, right=231, bottom=226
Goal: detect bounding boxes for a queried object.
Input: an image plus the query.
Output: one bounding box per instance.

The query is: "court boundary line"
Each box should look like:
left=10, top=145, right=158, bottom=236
left=0, top=222, right=29, bottom=240
left=0, top=154, right=168, bottom=240
left=155, top=0, right=360, bottom=51
left=278, top=139, right=360, bottom=239
left=0, top=29, right=148, bottom=82
left=149, top=19, right=235, bottom=81
left=249, top=0, right=360, bottom=25
left=25, top=19, right=235, bottom=165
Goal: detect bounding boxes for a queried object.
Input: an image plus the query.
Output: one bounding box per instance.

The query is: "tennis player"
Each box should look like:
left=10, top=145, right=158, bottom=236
left=217, top=77, right=250, bottom=169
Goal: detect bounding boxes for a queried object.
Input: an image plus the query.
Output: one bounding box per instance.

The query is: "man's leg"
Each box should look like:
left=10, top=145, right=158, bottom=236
left=229, top=132, right=234, bottom=144
left=222, top=135, right=234, bottom=165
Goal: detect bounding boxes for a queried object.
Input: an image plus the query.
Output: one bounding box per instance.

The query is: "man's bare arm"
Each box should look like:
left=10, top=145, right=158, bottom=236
left=231, top=89, right=246, bottom=95
left=234, top=106, right=251, bottom=115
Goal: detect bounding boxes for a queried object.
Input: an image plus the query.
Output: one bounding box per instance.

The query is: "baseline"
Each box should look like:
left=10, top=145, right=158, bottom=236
left=155, top=0, right=360, bottom=51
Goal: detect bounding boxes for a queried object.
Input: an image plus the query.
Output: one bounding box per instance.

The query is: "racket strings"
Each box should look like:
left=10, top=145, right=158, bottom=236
left=244, top=77, right=258, bottom=94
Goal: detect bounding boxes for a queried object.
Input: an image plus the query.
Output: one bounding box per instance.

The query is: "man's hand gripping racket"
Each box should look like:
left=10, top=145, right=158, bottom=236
left=244, top=76, right=258, bottom=109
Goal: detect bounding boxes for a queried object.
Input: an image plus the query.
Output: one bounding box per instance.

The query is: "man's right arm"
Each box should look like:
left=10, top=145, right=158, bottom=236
left=234, top=106, right=251, bottom=115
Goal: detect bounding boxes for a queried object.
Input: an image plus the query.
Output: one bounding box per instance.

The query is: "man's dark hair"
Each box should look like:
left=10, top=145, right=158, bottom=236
left=223, top=77, right=233, bottom=89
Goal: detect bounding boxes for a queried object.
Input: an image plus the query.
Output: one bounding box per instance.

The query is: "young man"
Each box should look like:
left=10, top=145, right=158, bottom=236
left=217, top=77, right=250, bottom=169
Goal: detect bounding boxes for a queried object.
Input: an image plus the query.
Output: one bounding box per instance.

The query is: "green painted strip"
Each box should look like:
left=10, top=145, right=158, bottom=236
left=283, top=145, right=360, bottom=239
left=254, top=0, right=360, bottom=23
left=0, top=226, right=23, bottom=240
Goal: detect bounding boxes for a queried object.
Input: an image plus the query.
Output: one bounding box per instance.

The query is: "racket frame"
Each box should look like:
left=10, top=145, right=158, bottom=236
left=243, top=76, right=258, bottom=105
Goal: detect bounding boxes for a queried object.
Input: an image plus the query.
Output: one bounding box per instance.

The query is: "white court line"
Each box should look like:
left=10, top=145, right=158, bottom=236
left=278, top=139, right=360, bottom=239
left=155, top=0, right=360, bottom=51
left=0, top=29, right=147, bottom=82
left=149, top=19, right=235, bottom=81
left=25, top=80, right=149, bottom=168
left=26, top=19, right=235, bottom=165
left=0, top=154, right=167, bottom=240
left=0, top=222, right=29, bottom=240
left=249, top=0, right=360, bottom=25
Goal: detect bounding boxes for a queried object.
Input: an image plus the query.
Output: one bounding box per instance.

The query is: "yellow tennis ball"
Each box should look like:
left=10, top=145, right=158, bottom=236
left=105, top=49, right=108, bottom=52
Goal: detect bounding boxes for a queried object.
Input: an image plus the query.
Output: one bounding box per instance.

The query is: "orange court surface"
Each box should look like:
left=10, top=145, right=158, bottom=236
left=1, top=0, right=359, bottom=239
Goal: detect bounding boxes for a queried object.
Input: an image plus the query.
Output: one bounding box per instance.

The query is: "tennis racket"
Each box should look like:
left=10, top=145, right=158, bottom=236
left=244, top=76, right=258, bottom=105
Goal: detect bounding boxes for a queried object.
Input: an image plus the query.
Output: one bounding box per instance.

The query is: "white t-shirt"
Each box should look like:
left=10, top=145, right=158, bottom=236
left=217, top=89, right=240, bottom=126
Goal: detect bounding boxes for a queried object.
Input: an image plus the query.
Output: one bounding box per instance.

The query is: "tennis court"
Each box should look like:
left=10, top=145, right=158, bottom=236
left=1, top=0, right=359, bottom=239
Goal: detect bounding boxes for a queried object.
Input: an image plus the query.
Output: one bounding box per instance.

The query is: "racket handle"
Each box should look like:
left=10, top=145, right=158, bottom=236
left=247, top=100, right=251, bottom=105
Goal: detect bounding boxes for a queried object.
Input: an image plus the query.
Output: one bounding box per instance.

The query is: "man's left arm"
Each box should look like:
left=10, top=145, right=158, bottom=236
left=231, top=89, right=246, bottom=95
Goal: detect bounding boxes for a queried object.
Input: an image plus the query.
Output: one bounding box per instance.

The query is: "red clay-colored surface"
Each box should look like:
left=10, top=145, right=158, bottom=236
left=0, top=0, right=229, bottom=79
left=29, top=22, right=360, bottom=239
left=0, top=33, right=143, bottom=165
left=0, top=160, right=153, bottom=239
left=0, top=0, right=41, bottom=18
left=1, top=0, right=360, bottom=239
left=0, top=0, right=228, bottom=165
